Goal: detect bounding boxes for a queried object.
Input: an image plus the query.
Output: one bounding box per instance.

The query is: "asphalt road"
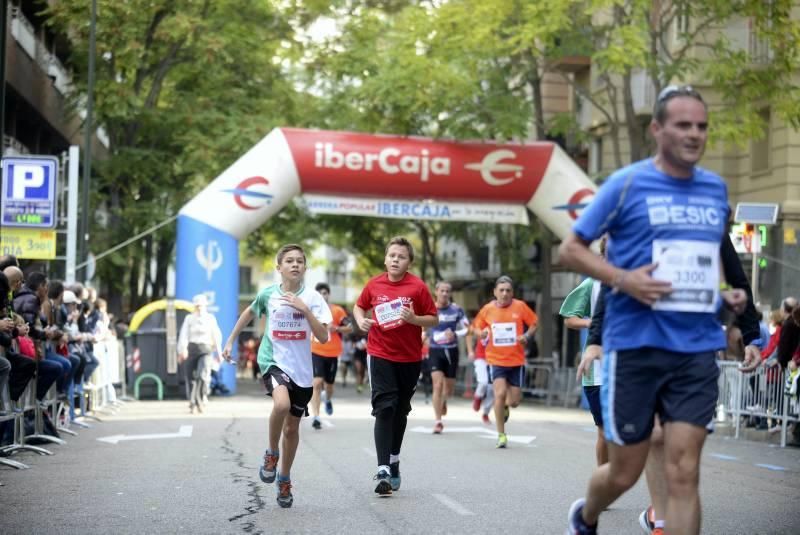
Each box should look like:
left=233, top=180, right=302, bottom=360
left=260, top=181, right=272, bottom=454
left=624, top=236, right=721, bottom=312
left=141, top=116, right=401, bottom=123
left=2, top=380, right=799, bottom=534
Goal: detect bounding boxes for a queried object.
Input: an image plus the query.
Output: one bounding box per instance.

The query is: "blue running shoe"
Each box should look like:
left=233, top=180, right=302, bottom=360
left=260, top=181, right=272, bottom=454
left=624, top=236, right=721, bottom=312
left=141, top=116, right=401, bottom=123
left=390, top=461, right=401, bottom=491
left=325, top=399, right=333, bottom=416
left=259, top=450, right=279, bottom=484
left=276, top=478, right=293, bottom=508
left=566, top=498, right=597, bottom=535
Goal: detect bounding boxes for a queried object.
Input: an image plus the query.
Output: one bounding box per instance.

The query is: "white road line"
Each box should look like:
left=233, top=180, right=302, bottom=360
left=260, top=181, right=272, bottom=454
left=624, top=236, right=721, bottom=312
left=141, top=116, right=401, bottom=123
left=322, top=420, right=334, bottom=428
left=709, top=453, right=738, bottom=461
left=432, top=493, right=475, bottom=516
left=755, top=463, right=786, bottom=471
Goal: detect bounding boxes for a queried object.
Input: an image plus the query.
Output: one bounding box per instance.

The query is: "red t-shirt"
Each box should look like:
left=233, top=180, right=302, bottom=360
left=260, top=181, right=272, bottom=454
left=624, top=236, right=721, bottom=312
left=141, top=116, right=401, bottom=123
left=356, top=272, right=437, bottom=363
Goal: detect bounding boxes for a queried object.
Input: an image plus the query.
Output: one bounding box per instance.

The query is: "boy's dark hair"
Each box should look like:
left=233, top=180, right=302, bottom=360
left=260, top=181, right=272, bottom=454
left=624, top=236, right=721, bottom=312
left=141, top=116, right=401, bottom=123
left=386, top=236, right=414, bottom=262
left=315, top=282, right=330, bottom=293
left=276, top=244, right=306, bottom=265
left=26, top=271, right=48, bottom=291
left=48, top=280, right=65, bottom=300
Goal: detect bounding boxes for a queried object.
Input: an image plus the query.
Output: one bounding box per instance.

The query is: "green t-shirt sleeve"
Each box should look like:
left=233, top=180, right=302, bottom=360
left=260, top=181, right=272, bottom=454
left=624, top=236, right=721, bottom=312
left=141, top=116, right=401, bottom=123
left=559, top=278, right=593, bottom=318
left=250, top=286, right=272, bottom=318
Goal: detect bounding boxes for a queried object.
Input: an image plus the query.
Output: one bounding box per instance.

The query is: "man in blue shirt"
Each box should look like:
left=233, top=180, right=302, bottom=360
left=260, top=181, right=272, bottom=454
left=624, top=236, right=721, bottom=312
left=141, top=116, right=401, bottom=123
left=559, top=86, right=752, bottom=535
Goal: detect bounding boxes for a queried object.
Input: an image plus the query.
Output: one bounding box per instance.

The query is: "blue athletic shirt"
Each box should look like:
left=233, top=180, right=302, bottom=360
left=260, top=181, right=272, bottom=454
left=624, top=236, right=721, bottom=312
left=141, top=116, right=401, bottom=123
left=429, top=303, right=468, bottom=349
left=573, top=159, right=729, bottom=354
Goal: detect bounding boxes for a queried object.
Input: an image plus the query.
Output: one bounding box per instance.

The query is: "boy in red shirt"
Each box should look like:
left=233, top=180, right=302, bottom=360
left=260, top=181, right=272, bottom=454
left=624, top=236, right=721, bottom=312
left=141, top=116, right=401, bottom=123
left=353, top=237, right=438, bottom=495
left=473, top=276, right=537, bottom=448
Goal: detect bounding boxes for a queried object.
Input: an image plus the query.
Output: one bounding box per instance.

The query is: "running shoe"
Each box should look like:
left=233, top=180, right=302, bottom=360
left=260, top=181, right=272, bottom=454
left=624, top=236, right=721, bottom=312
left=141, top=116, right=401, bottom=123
left=566, top=498, right=597, bottom=535
left=503, top=405, right=510, bottom=423
left=442, top=400, right=448, bottom=416
left=276, top=478, right=293, bottom=508
left=638, top=505, right=655, bottom=533
left=496, top=432, right=508, bottom=448
left=472, top=396, right=482, bottom=412
left=482, top=413, right=491, bottom=425
left=374, top=468, right=392, bottom=496
left=259, top=450, right=279, bottom=484
left=390, top=461, right=401, bottom=491
left=357, top=384, right=364, bottom=394
left=325, top=399, right=333, bottom=416
left=312, top=418, right=322, bottom=430
left=652, top=529, right=664, bottom=535
left=433, top=421, right=444, bottom=434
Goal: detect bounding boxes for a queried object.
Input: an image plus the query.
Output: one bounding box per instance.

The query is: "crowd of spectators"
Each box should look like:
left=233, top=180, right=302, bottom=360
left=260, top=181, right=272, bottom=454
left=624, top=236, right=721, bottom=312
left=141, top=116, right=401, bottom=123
left=0, top=254, right=117, bottom=447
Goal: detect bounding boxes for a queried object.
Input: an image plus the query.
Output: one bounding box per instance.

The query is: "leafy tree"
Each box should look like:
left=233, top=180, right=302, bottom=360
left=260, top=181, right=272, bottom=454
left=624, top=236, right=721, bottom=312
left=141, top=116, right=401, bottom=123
left=45, top=0, right=302, bottom=312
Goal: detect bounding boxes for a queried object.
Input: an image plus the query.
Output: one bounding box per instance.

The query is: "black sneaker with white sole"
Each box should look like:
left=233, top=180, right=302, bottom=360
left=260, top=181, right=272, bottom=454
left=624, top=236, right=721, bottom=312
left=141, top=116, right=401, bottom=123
left=374, top=469, right=392, bottom=496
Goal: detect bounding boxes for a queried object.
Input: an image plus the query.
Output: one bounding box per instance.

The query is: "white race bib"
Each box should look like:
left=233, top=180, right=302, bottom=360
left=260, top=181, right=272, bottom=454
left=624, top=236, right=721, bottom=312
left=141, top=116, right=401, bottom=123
left=491, top=322, right=517, bottom=346
left=432, top=330, right=450, bottom=344
left=374, top=298, right=405, bottom=330
left=651, top=239, right=719, bottom=313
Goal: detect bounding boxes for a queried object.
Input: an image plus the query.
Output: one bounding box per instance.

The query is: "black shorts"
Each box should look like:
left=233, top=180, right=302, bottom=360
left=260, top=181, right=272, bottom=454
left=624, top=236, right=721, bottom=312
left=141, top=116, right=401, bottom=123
left=262, top=365, right=313, bottom=418
left=353, top=349, right=367, bottom=367
left=368, top=355, right=422, bottom=417
left=584, top=385, right=603, bottom=427
left=312, top=354, right=339, bottom=384
left=428, top=347, right=459, bottom=379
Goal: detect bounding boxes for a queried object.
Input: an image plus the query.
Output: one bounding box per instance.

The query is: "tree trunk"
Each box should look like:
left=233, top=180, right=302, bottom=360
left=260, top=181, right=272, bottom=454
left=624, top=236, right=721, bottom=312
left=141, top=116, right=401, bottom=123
left=622, top=70, right=645, bottom=162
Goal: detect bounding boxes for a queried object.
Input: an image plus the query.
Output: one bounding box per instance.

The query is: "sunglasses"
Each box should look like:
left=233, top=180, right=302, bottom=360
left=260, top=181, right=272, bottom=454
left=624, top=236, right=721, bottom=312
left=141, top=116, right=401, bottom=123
left=656, top=85, right=703, bottom=104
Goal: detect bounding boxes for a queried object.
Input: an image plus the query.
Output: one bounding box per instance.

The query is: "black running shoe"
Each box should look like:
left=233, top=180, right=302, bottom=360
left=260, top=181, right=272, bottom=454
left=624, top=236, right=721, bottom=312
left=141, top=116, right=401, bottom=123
left=374, top=469, right=392, bottom=496
left=390, top=461, right=401, bottom=491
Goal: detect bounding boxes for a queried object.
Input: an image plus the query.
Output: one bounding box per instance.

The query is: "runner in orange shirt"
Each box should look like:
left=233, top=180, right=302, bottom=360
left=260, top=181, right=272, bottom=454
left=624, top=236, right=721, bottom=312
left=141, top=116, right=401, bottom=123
left=473, top=276, right=537, bottom=448
left=310, top=282, right=352, bottom=430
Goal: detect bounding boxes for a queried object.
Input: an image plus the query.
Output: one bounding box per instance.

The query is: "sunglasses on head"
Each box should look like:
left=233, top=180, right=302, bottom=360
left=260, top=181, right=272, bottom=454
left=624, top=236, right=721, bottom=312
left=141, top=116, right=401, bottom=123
left=656, top=85, right=703, bottom=104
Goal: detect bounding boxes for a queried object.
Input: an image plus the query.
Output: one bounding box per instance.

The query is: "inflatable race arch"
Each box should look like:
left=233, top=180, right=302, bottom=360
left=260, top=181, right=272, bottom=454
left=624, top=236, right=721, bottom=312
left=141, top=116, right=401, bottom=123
left=176, top=128, right=597, bottom=393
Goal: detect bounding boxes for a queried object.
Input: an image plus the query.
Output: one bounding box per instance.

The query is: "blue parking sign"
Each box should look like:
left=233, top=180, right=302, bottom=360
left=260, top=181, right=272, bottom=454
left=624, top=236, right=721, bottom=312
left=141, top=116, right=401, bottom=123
left=1, top=156, right=59, bottom=228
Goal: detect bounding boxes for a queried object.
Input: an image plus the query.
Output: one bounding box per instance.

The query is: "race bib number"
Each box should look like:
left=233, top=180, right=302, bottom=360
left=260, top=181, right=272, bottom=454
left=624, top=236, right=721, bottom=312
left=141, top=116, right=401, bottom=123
left=492, top=322, right=517, bottom=346
left=273, top=330, right=307, bottom=341
left=651, top=239, right=719, bottom=313
left=374, top=298, right=405, bottom=330
left=432, top=330, right=450, bottom=344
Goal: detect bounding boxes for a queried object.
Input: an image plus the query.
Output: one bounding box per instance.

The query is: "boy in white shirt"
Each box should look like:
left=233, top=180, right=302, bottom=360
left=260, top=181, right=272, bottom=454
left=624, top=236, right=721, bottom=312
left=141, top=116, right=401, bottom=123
left=222, top=244, right=332, bottom=508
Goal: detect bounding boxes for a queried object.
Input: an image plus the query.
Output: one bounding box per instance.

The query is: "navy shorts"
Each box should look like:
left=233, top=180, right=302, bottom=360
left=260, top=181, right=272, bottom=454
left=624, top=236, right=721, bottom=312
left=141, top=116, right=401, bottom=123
left=601, top=348, right=719, bottom=445
left=489, top=365, right=525, bottom=388
left=583, top=385, right=603, bottom=427
left=429, top=347, right=459, bottom=378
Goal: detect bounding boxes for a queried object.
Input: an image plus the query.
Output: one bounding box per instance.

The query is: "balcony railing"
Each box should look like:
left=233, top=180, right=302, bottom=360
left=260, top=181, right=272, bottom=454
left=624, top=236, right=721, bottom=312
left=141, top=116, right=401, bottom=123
left=630, top=69, right=656, bottom=115
left=10, top=6, right=74, bottom=95
left=4, top=135, right=31, bottom=156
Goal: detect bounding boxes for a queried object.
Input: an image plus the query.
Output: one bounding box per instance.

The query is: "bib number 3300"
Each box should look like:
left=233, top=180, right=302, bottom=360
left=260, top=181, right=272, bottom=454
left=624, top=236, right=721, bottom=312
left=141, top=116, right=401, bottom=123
left=651, top=239, right=719, bottom=313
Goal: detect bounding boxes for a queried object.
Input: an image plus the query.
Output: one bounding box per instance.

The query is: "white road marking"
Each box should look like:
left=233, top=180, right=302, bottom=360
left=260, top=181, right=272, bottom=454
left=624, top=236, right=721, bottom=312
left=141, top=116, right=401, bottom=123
left=96, top=425, right=193, bottom=445
left=755, top=463, right=786, bottom=471
left=433, top=493, right=475, bottom=516
left=322, top=420, right=334, bottom=428
left=709, top=453, right=738, bottom=461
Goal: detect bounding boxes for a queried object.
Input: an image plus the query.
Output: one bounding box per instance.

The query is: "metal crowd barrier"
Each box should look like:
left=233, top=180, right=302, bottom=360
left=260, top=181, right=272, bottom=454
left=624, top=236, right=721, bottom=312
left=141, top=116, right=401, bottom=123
left=716, top=360, right=800, bottom=448
left=77, top=338, right=126, bottom=423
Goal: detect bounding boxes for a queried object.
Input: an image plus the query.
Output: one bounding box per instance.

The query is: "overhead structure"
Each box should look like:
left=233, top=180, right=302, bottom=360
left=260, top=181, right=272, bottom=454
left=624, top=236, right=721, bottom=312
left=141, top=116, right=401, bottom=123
left=177, top=128, right=597, bottom=393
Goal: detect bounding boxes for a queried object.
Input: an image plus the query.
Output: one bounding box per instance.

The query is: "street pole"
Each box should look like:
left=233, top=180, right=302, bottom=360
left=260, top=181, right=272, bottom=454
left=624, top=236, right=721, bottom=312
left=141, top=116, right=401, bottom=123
left=79, top=0, right=97, bottom=281
left=1, top=0, right=7, bottom=159
left=751, top=229, right=760, bottom=305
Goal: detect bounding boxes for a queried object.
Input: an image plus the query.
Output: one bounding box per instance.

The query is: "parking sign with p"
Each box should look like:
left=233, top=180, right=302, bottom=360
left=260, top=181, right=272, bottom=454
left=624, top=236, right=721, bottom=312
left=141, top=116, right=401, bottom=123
left=1, top=156, right=58, bottom=228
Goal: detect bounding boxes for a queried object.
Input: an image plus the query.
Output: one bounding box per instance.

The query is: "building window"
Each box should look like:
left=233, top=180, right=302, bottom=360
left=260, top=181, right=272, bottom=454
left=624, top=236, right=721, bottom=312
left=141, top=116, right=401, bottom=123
left=751, top=108, right=771, bottom=173
left=239, top=266, right=254, bottom=295
left=477, top=246, right=490, bottom=272
left=589, top=137, right=602, bottom=176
